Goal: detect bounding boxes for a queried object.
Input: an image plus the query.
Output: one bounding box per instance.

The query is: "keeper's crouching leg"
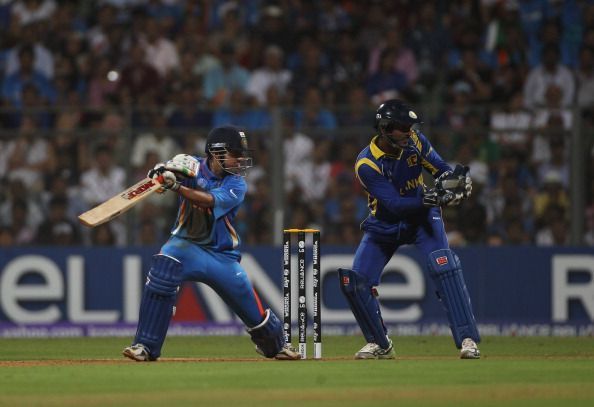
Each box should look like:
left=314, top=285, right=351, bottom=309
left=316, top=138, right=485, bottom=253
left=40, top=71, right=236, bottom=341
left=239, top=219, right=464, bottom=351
left=427, top=249, right=480, bottom=348
left=133, top=254, right=182, bottom=359
left=247, top=309, right=285, bottom=358
left=338, top=268, right=390, bottom=350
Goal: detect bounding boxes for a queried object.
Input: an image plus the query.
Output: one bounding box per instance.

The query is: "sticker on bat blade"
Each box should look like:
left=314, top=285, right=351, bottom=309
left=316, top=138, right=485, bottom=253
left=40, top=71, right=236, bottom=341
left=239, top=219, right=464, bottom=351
left=121, top=179, right=157, bottom=200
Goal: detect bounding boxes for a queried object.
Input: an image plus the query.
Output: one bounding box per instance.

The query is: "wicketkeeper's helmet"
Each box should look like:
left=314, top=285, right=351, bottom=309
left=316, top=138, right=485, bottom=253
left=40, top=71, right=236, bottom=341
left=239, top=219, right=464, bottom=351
left=205, top=125, right=253, bottom=176
left=374, top=99, right=422, bottom=134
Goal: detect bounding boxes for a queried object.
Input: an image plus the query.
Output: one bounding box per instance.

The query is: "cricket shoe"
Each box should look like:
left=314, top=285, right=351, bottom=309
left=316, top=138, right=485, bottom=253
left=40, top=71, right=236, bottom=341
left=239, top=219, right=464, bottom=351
left=255, top=344, right=301, bottom=360
left=354, top=339, right=395, bottom=360
left=122, top=344, right=157, bottom=362
left=460, top=338, right=480, bottom=359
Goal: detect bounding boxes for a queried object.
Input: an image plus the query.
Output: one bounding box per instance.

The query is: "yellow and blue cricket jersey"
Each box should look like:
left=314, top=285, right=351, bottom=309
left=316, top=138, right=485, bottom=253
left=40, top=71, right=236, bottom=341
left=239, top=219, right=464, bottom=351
left=169, top=156, right=244, bottom=260
left=355, top=131, right=452, bottom=235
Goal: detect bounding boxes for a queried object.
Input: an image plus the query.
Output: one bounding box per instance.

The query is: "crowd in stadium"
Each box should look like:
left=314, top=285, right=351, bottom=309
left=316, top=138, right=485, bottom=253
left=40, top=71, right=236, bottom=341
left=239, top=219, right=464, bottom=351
left=0, top=0, right=593, bottom=247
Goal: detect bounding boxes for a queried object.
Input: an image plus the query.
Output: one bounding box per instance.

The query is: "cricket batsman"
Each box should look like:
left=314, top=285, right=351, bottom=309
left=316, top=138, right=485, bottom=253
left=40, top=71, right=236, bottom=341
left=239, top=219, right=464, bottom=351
left=123, top=125, right=299, bottom=361
left=338, top=99, right=481, bottom=359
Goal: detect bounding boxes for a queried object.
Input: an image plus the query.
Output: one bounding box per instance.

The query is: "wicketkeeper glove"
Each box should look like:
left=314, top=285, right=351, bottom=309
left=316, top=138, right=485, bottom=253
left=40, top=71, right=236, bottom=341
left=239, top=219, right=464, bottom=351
left=422, top=187, right=465, bottom=207
left=434, top=164, right=472, bottom=204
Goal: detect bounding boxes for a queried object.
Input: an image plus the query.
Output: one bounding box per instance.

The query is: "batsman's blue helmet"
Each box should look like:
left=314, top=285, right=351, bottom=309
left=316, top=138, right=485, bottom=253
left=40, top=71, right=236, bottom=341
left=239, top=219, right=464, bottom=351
left=205, top=125, right=253, bottom=176
left=374, top=99, right=422, bottom=134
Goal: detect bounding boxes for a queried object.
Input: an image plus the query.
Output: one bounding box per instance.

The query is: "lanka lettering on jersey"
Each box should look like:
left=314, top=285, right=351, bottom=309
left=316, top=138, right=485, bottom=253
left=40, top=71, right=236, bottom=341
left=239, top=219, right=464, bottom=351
left=355, top=131, right=451, bottom=234
left=170, top=156, right=245, bottom=259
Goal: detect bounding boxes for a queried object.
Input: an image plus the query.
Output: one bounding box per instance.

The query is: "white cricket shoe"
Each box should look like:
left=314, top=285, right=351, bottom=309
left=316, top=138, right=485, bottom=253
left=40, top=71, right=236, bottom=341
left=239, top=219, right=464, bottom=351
left=122, top=344, right=157, bottom=362
left=460, top=338, right=480, bottom=359
left=354, top=339, right=395, bottom=360
left=255, top=343, right=301, bottom=360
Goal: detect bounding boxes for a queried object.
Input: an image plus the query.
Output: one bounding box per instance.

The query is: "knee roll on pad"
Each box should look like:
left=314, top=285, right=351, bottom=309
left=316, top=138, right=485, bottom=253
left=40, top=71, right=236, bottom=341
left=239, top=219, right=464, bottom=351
left=135, top=254, right=183, bottom=359
left=338, top=268, right=390, bottom=349
left=427, top=249, right=480, bottom=348
left=247, top=309, right=284, bottom=358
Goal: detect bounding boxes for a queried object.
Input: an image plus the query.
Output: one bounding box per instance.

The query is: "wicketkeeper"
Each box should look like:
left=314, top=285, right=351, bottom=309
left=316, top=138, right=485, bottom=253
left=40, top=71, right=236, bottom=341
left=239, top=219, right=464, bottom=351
left=338, top=99, right=481, bottom=359
left=123, top=125, right=299, bottom=361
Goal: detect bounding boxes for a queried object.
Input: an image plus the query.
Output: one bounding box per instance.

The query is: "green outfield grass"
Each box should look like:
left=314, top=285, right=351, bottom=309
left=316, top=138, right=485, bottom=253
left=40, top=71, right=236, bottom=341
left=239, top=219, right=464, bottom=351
left=1, top=336, right=593, bottom=406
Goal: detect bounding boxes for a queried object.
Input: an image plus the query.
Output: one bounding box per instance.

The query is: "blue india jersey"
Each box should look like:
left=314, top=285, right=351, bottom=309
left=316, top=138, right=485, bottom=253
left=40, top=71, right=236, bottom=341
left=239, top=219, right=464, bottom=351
left=355, top=131, right=452, bottom=234
left=169, top=156, right=245, bottom=259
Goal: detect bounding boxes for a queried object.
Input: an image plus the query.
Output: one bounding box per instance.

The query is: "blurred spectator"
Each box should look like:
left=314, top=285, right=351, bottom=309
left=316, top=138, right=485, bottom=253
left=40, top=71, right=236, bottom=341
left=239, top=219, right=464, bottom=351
left=202, top=41, right=249, bottom=107
left=293, top=86, right=337, bottom=130
left=80, top=144, right=125, bottom=207
left=140, top=17, right=180, bottom=78
left=7, top=199, right=36, bottom=245
left=287, top=40, right=333, bottom=104
left=5, top=22, right=55, bottom=79
left=207, top=3, right=250, bottom=66
left=0, top=179, right=44, bottom=233
left=87, top=56, right=119, bottom=108
left=536, top=139, right=569, bottom=190
left=91, top=223, right=116, bottom=246
left=407, top=3, right=451, bottom=87
left=52, top=108, right=88, bottom=184
left=366, top=48, right=408, bottom=105
left=35, top=196, right=80, bottom=245
left=535, top=204, right=569, bottom=246
left=188, top=34, right=220, bottom=77
left=291, top=138, right=332, bottom=202
left=3, top=115, right=55, bottom=191
left=1, top=44, right=56, bottom=107
left=86, top=4, right=116, bottom=56
left=489, top=91, right=532, bottom=150
left=130, top=113, right=179, bottom=170
left=212, top=90, right=270, bottom=131
left=253, top=4, right=295, bottom=53
left=41, top=171, right=87, bottom=223
left=523, top=44, right=575, bottom=109
left=118, top=44, right=161, bottom=105
left=330, top=31, right=366, bottom=101
left=324, top=172, right=367, bottom=231
left=446, top=48, right=493, bottom=103
left=533, top=169, right=570, bottom=221
left=10, top=0, right=57, bottom=26
left=336, top=85, right=372, bottom=128
left=368, top=24, right=418, bottom=88
left=246, top=45, right=291, bottom=107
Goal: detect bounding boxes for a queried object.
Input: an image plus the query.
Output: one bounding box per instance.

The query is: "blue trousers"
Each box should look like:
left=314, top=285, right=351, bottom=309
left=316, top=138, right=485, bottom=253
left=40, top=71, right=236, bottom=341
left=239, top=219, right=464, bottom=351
left=354, top=207, right=449, bottom=284
left=161, top=235, right=265, bottom=327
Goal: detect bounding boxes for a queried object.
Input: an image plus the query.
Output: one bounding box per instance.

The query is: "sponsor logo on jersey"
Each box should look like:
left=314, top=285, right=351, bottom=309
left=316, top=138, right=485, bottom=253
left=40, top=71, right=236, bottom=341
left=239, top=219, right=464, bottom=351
left=122, top=180, right=156, bottom=200
left=407, top=154, right=418, bottom=167
left=436, top=256, right=448, bottom=266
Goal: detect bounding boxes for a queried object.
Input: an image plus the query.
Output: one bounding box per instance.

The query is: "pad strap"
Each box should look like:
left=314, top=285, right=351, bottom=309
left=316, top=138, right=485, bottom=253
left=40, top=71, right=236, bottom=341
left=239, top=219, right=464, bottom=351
left=427, top=249, right=480, bottom=348
left=338, top=268, right=390, bottom=349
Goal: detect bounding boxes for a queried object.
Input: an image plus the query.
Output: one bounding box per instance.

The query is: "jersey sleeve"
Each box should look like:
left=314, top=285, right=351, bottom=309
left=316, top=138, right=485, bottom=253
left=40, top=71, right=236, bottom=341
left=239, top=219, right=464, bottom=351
left=413, top=132, right=452, bottom=177
left=209, top=176, right=246, bottom=219
left=356, top=159, right=424, bottom=214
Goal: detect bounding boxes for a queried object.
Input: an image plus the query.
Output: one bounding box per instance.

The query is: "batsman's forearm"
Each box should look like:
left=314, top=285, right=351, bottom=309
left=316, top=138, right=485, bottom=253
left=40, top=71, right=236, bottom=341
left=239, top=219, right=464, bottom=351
left=177, top=185, right=214, bottom=207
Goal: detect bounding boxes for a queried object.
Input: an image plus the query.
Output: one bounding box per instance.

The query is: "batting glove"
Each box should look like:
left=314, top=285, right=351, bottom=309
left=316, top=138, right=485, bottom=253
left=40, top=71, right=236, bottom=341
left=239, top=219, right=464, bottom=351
left=161, top=170, right=181, bottom=191
left=165, top=154, right=199, bottom=178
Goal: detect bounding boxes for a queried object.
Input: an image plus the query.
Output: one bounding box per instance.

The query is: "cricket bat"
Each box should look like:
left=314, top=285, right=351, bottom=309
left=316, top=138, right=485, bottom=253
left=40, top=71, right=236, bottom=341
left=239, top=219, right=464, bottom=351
left=78, top=177, right=163, bottom=227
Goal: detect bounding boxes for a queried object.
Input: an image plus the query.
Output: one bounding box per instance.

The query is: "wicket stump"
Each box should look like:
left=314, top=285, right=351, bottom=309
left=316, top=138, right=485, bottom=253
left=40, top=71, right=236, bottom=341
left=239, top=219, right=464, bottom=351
left=283, top=228, right=322, bottom=359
